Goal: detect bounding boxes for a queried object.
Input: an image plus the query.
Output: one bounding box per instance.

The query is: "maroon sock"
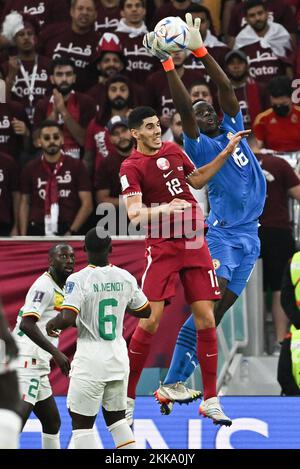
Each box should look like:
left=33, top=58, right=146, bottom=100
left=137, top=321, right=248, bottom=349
left=197, top=327, right=218, bottom=400
left=127, top=326, right=154, bottom=399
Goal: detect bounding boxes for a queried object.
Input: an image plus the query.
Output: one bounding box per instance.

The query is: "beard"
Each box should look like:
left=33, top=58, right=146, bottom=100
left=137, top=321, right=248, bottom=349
left=116, top=139, right=134, bottom=153
left=111, top=97, right=129, bottom=110
left=44, top=145, right=60, bottom=155
left=226, top=70, right=248, bottom=81
left=55, top=83, right=74, bottom=96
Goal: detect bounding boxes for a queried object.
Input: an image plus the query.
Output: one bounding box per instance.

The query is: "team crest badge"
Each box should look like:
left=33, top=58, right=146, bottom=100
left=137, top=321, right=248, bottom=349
left=213, top=259, right=220, bottom=270
left=156, top=158, right=170, bottom=170
left=227, top=132, right=234, bottom=140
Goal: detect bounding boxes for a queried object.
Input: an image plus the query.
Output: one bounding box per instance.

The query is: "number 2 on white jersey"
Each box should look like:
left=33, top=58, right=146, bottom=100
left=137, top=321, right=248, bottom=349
left=166, top=178, right=183, bottom=196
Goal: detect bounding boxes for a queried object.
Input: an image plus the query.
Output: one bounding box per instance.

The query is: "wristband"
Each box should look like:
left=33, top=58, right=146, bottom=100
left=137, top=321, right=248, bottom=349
left=162, top=57, right=175, bottom=72
left=192, top=46, right=208, bottom=58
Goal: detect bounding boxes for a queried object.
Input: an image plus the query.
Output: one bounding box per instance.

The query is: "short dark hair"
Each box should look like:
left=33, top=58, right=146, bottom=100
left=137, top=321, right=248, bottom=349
left=268, top=76, right=292, bottom=98
left=244, top=0, right=266, bottom=14
left=48, top=244, right=71, bottom=258
left=71, top=0, right=97, bottom=9
left=186, top=4, right=212, bottom=22
left=39, top=120, right=62, bottom=134
left=128, top=106, right=157, bottom=129
left=85, top=227, right=111, bottom=253
left=119, top=0, right=145, bottom=10
left=50, top=57, right=76, bottom=75
left=188, top=78, right=211, bottom=93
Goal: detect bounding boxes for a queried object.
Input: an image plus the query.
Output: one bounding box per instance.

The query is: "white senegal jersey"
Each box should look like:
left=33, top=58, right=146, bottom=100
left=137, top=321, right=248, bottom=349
left=13, top=272, right=64, bottom=369
left=62, top=264, right=149, bottom=381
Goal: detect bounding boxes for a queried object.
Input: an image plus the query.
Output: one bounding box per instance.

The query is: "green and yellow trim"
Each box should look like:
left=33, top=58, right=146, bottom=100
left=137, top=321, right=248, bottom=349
left=21, top=312, right=40, bottom=320
left=132, top=301, right=150, bottom=313
left=62, top=305, right=80, bottom=314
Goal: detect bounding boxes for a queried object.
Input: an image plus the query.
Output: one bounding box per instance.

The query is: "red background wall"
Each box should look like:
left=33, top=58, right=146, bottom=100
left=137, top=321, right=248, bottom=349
left=0, top=239, right=190, bottom=394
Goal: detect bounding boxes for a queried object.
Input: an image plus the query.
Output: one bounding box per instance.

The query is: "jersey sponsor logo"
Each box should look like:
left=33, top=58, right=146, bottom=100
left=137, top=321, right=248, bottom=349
left=156, top=158, right=170, bottom=171
left=212, top=259, right=220, bottom=270
left=65, top=281, right=75, bottom=294
left=32, top=291, right=45, bottom=303
left=120, top=174, right=129, bottom=191
left=163, top=170, right=173, bottom=178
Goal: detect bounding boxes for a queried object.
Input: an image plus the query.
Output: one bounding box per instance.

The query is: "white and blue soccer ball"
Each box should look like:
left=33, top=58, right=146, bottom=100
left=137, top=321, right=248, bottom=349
left=154, top=16, right=190, bottom=53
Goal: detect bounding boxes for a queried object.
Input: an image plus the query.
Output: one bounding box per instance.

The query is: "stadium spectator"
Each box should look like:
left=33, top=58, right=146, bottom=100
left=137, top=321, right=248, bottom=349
left=254, top=146, right=300, bottom=348
left=95, top=0, right=121, bottom=33
left=189, top=79, right=214, bottom=105
left=145, top=50, right=205, bottom=134
left=0, top=0, right=69, bottom=29
left=253, top=76, right=300, bottom=153
left=38, top=0, right=99, bottom=91
left=227, top=0, right=296, bottom=48
left=95, top=116, right=134, bottom=234
left=87, top=33, right=142, bottom=110
left=224, top=49, right=262, bottom=129
left=0, top=152, right=20, bottom=236
left=0, top=99, right=30, bottom=160
left=12, top=244, right=73, bottom=448
left=116, top=0, right=159, bottom=83
left=278, top=252, right=300, bottom=395
left=33, top=58, right=96, bottom=160
left=46, top=228, right=150, bottom=449
left=19, top=120, right=93, bottom=236
left=151, top=0, right=193, bottom=29
left=0, top=298, right=21, bottom=449
left=0, top=13, right=51, bottom=124
left=234, top=0, right=294, bottom=92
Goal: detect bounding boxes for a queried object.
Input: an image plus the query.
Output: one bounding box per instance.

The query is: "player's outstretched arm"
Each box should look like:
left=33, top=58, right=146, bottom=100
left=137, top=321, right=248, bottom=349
left=143, top=32, right=199, bottom=139
left=187, top=130, right=251, bottom=189
left=185, top=13, right=239, bottom=117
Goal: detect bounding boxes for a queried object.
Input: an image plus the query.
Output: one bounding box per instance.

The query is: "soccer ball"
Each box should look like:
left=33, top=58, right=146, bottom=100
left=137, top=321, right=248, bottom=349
left=154, top=16, right=190, bottom=53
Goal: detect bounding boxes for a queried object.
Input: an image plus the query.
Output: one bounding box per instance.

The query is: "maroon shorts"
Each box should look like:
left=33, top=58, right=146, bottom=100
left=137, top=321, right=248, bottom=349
left=141, top=237, right=221, bottom=304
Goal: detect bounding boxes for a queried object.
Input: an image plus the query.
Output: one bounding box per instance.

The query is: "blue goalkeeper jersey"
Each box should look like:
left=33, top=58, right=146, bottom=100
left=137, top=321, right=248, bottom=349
left=183, top=111, right=266, bottom=230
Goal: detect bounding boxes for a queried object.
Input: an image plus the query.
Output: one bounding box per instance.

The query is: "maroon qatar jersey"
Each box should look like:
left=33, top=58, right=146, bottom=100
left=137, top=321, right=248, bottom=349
left=239, top=42, right=291, bottom=86
left=0, top=0, right=69, bottom=28
left=234, top=79, right=262, bottom=129
left=95, top=151, right=126, bottom=196
left=20, top=155, right=91, bottom=225
left=95, top=4, right=121, bottom=33
left=1, top=56, right=51, bottom=120
left=38, top=23, right=99, bottom=91
left=0, top=152, right=19, bottom=224
left=120, top=142, right=204, bottom=243
left=257, top=153, right=300, bottom=229
left=145, top=68, right=205, bottom=130
left=0, top=100, right=28, bottom=159
left=34, top=91, right=96, bottom=159
left=228, top=0, right=296, bottom=37
left=117, top=33, right=159, bottom=84
left=85, top=118, right=116, bottom=173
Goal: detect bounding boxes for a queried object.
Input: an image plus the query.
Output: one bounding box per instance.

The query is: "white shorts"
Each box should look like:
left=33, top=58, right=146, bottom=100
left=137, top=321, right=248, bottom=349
left=67, top=375, right=128, bottom=416
left=17, top=368, right=52, bottom=406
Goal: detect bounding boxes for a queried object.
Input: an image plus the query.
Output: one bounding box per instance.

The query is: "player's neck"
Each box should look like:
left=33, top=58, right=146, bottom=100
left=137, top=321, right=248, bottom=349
left=136, top=143, right=160, bottom=156
left=88, top=256, right=109, bottom=267
left=48, top=269, right=65, bottom=289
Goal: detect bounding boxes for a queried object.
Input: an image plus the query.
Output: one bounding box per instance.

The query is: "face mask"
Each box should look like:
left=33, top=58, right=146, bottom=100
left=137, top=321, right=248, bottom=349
left=272, top=104, right=290, bottom=117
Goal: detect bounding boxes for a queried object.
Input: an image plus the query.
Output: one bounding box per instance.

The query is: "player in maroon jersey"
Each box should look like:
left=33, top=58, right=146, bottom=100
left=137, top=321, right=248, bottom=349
left=120, top=106, right=249, bottom=426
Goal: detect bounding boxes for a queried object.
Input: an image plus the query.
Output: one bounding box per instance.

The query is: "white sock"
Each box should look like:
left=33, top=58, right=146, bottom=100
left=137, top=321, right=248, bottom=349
left=108, top=418, right=136, bottom=449
left=42, top=432, right=60, bottom=449
left=72, top=429, right=99, bottom=449
left=0, top=409, right=22, bottom=449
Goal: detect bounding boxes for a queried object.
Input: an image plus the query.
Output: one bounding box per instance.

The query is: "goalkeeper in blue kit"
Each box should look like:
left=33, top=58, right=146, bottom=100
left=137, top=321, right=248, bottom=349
left=144, top=13, right=266, bottom=416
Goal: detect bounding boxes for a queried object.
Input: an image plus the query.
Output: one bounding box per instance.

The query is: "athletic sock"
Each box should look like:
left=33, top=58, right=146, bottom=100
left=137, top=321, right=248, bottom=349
left=164, top=315, right=198, bottom=385
left=108, top=419, right=136, bottom=449
left=42, top=432, right=60, bottom=449
left=127, top=326, right=154, bottom=399
left=72, top=429, right=98, bottom=449
left=197, top=327, right=218, bottom=400
left=0, top=409, right=22, bottom=449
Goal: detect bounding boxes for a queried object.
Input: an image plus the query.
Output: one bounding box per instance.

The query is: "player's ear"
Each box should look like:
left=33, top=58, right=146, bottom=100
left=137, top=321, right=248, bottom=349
left=131, top=128, right=139, bottom=140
